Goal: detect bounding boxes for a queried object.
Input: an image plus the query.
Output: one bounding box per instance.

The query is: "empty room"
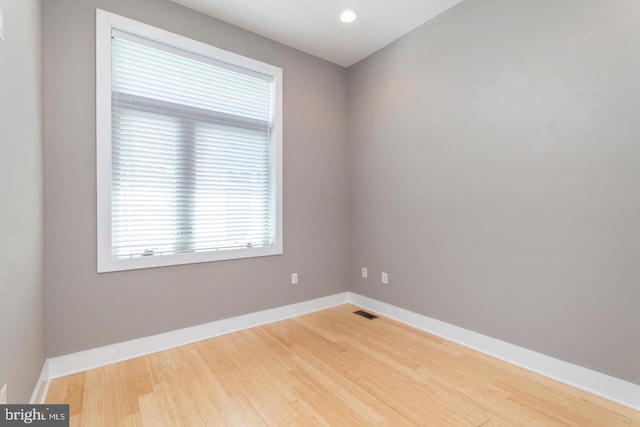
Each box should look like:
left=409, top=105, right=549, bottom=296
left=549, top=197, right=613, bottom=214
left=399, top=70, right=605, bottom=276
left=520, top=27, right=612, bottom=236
left=1, top=0, right=640, bottom=425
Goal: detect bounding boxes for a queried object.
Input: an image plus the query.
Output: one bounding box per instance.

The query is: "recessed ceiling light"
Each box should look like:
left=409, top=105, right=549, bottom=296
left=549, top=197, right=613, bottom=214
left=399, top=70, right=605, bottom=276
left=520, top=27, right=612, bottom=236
left=340, top=8, right=358, bottom=24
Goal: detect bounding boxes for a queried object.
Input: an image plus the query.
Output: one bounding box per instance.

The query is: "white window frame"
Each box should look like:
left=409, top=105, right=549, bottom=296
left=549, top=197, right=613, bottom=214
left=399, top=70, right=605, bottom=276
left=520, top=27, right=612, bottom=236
left=96, top=9, right=283, bottom=273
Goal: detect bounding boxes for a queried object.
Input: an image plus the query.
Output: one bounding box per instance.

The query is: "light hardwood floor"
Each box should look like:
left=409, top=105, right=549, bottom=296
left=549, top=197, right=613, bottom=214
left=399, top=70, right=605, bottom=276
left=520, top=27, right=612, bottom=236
left=46, top=304, right=640, bottom=426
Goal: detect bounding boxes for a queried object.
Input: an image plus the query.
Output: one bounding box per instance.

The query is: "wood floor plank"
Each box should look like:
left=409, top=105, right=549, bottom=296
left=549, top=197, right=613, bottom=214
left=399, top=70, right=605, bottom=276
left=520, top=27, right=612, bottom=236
left=196, top=334, right=271, bottom=426
left=45, top=375, right=68, bottom=406
left=100, top=364, right=122, bottom=427
left=46, top=304, right=640, bottom=426
left=81, top=367, right=105, bottom=427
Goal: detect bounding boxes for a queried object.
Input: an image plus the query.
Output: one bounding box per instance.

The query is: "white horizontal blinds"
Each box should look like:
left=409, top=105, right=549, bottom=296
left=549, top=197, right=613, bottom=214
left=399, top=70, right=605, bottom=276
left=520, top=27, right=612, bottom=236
left=111, top=30, right=274, bottom=260
left=111, top=109, right=181, bottom=258
left=193, top=122, right=272, bottom=251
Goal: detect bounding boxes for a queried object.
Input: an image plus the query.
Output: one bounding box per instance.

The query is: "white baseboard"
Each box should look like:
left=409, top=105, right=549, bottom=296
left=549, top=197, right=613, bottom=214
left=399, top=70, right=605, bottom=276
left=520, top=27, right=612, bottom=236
left=348, top=292, right=640, bottom=411
left=38, top=291, right=640, bottom=412
left=30, top=359, right=50, bottom=404
left=48, top=292, right=349, bottom=379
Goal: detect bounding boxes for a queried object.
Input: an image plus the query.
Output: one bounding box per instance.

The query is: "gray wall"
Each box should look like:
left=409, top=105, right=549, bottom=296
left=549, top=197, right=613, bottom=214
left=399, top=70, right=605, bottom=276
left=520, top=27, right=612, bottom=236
left=0, top=0, right=45, bottom=402
left=44, top=0, right=349, bottom=356
left=348, top=0, right=640, bottom=385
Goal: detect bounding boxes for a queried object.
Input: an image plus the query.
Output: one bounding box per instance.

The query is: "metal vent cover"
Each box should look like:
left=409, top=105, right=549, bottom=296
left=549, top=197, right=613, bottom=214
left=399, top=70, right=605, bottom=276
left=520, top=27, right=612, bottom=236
left=353, top=310, right=378, bottom=320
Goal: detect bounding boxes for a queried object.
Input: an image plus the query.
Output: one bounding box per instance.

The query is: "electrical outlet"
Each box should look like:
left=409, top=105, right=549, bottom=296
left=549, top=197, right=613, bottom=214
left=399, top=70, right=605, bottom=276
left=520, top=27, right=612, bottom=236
left=381, top=272, right=389, bottom=285
left=361, top=267, right=368, bottom=279
left=1, top=383, right=7, bottom=404
left=291, top=273, right=298, bottom=285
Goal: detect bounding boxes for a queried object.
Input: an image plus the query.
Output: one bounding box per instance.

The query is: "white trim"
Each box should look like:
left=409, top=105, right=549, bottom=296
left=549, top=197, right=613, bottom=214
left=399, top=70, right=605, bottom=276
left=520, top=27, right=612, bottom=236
left=95, top=8, right=113, bottom=273
left=30, top=359, right=50, bottom=404
left=95, top=9, right=284, bottom=273
left=47, top=293, right=349, bottom=379
left=36, top=291, right=640, bottom=411
left=347, top=292, right=640, bottom=411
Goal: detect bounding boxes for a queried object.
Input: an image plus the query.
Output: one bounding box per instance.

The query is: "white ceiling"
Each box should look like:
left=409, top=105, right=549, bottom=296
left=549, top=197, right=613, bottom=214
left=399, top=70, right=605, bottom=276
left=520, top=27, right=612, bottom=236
left=169, top=0, right=466, bottom=67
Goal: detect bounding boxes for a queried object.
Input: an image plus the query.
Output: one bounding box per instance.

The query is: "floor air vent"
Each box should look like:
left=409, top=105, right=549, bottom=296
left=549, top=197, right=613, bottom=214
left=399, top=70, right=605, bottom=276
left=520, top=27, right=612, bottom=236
left=353, top=310, right=378, bottom=319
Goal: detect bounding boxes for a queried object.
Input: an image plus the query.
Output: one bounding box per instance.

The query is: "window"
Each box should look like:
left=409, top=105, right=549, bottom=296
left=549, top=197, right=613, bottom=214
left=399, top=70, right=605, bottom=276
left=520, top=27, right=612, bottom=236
left=96, top=10, right=283, bottom=272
